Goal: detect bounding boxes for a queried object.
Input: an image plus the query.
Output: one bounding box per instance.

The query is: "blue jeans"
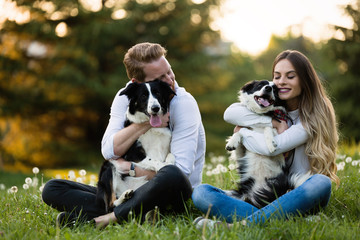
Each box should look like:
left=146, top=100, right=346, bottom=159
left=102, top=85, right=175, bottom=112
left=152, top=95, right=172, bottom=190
left=192, top=174, right=331, bottom=224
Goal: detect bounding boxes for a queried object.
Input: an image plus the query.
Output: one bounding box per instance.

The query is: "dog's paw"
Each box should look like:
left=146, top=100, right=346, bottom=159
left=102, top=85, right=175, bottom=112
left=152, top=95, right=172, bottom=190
left=165, top=153, right=176, bottom=165
left=226, top=133, right=241, bottom=151
left=267, top=144, right=276, bottom=153
left=115, top=189, right=134, bottom=206
left=264, top=127, right=277, bottom=153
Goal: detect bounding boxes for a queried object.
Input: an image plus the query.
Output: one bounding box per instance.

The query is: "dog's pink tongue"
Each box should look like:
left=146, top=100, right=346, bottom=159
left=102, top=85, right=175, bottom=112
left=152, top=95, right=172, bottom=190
left=150, top=115, right=162, bottom=127
left=259, top=98, right=270, bottom=107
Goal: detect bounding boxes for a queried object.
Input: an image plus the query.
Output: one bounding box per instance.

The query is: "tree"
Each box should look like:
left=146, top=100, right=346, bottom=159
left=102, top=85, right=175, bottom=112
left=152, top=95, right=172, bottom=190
left=0, top=0, right=226, bottom=169
left=325, top=0, right=360, bottom=141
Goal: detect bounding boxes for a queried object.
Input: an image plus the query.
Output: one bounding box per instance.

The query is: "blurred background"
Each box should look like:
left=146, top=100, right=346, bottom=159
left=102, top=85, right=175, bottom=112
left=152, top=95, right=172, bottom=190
left=0, top=0, right=359, bottom=172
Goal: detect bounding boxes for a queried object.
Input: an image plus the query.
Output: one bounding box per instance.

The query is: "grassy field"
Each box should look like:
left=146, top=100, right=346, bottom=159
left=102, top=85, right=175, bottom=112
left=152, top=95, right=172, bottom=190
left=0, top=148, right=359, bottom=240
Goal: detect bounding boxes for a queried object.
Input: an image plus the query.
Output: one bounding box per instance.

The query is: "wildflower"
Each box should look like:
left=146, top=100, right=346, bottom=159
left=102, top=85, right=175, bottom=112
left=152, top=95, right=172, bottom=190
left=79, top=169, right=87, bottom=177
left=228, top=163, right=237, bottom=171
left=10, top=186, right=18, bottom=193
left=32, top=167, right=40, bottom=174
left=337, top=161, right=345, bottom=171
left=219, top=165, right=228, bottom=173
left=351, top=160, right=359, bottom=166
left=32, top=177, right=39, bottom=187
left=25, top=177, right=33, bottom=185
left=211, top=168, right=220, bottom=175
left=206, top=170, right=212, bottom=176
left=76, top=177, right=83, bottom=183
left=68, top=170, right=76, bottom=180
left=39, top=185, right=45, bottom=192
left=345, top=157, right=352, bottom=163
left=23, top=184, right=29, bottom=190
left=0, top=184, right=5, bottom=190
left=217, top=156, right=226, bottom=163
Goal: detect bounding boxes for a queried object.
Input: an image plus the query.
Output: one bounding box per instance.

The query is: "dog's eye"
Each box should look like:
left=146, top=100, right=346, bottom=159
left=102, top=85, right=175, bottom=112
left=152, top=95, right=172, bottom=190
left=152, top=90, right=160, bottom=97
left=140, top=94, right=147, bottom=100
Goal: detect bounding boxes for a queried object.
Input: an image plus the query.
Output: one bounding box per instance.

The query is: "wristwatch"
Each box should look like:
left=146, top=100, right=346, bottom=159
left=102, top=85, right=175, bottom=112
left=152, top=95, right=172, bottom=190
left=129, top=162, right=136, bottom=177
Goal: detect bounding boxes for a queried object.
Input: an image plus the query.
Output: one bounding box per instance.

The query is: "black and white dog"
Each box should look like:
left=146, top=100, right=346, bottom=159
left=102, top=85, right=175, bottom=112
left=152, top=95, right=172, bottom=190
left=96, top=80, right=176, bottom=212
left=225, top=80, right=309, bottom=208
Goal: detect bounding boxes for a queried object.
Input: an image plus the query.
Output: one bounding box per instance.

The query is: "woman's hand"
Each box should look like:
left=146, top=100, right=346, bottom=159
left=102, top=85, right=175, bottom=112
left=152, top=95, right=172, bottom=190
left=233, top=125, right=242, bottom=133
left=272, top=119, right=288, bottom=134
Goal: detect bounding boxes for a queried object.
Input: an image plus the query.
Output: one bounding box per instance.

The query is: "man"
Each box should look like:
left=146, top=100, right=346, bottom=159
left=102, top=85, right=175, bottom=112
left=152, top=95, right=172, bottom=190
left=42, top=42, right=206, bottom=228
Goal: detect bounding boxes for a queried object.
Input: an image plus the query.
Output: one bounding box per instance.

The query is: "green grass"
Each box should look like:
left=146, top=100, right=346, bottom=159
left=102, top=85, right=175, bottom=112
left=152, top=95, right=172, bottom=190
left=0, top=153, right=359, bottom=240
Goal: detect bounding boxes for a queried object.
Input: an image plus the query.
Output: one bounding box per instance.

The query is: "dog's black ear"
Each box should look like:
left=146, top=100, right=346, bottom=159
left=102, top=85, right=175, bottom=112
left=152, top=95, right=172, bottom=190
left=241, top=80, right=257, bottom=92
left=119, top=82, right=140, bottom=98
left=157, top=79, right=176, bottom=98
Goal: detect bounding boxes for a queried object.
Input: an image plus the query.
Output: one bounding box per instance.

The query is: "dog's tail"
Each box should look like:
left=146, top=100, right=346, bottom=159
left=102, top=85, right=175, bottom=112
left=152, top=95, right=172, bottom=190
left=96, top=161, right=115, bottom=213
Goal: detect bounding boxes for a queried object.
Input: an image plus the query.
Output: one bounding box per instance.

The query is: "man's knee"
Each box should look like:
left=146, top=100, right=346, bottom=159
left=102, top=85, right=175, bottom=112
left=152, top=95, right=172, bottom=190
left=158, top=165, right=185, bottom=181
left=41, top=179, right=62, bottom=204
left=157, top=165, right=192, bottom=194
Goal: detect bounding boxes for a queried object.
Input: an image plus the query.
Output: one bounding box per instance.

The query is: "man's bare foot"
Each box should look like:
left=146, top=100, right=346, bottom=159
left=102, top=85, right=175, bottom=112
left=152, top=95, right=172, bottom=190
left=94, top=212, right=117, bottom=229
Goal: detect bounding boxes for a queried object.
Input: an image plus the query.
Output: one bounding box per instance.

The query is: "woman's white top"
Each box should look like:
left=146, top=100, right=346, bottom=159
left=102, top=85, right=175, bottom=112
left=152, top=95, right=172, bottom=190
left=224, top=103, right=310, bottom=175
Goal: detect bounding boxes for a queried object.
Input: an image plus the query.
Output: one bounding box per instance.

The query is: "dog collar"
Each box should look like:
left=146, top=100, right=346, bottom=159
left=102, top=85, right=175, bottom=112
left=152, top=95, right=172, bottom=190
left=273, top=109, right=288, bottom=122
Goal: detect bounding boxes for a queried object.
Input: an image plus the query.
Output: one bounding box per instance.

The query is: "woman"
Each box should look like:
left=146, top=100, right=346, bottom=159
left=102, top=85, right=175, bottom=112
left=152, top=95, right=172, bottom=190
left=192, top=50, right=339, bottom=228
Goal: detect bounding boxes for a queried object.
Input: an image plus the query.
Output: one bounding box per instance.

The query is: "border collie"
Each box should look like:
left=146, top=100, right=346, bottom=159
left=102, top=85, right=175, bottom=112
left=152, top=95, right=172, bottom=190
left=225, top=80, right=309, bottom=208
left=96, top=80, right=176, bottom=212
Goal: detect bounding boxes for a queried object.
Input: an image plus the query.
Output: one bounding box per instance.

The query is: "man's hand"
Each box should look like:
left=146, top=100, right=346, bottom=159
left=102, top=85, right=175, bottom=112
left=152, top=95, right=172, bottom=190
left=115, top=158, right=156, bottom=180
left=157, top=112, right=170, bottom=128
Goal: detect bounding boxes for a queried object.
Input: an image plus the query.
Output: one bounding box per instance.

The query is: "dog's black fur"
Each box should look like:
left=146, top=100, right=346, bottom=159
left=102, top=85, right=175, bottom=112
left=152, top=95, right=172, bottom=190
left=226, top=80, right=296, bottom=208
left=96, top=80, right=176, bottom=212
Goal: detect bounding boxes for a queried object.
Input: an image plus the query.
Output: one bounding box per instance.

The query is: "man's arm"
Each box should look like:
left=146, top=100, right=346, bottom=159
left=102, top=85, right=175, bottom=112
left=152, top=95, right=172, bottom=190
left=170, top=92, right=203, bottom=179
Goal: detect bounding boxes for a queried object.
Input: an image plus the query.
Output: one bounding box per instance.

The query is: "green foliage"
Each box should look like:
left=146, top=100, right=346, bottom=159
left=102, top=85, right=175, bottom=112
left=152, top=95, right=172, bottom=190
left=324, top=0, right=360, bottom=142
left=0, top=0, right=226, bottom=169
left=1, top=0, right=359, bottom=170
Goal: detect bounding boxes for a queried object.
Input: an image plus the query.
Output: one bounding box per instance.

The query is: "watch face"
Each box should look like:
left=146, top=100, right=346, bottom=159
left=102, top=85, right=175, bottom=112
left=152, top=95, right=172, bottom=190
left=129, top=170, right=135, bottom=177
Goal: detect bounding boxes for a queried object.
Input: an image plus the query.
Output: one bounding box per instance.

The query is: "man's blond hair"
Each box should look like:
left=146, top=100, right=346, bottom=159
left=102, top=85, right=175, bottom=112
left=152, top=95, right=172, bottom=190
left=123, top=42, right=167, bottom=82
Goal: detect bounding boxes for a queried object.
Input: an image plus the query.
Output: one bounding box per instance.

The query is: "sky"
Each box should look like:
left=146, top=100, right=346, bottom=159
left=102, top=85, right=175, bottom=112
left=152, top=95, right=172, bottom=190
left=0, top=0, right=356, bottom=56
left=213, top=0, right=355, bottom=55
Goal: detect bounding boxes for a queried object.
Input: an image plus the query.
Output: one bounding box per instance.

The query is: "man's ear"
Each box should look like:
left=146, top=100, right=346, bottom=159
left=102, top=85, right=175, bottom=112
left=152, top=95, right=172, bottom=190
left=132, top=78, right=142, bottom=83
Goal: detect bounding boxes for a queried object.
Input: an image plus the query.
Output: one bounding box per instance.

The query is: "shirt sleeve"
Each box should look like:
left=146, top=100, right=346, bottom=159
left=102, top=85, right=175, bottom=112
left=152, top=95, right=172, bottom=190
left=101, top=89, right=128, bottom=160
left=240, top=122, right=309, bottom=156
left=224, top=103, right=272, bottom=126
left=170, top=94, right=202, bottom=177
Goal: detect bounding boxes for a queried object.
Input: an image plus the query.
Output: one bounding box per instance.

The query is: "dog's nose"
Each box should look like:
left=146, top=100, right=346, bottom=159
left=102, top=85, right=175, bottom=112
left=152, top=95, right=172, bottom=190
left=265, top=86, right=272, bottom=92
left=151, top=106, right=160, bottom=113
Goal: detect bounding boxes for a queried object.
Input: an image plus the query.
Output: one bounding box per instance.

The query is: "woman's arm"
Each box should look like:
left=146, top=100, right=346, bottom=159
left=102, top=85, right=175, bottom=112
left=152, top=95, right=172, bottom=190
left=224, top=103, right=272, bottom=127
left=240, top=122, right=309, bottom=156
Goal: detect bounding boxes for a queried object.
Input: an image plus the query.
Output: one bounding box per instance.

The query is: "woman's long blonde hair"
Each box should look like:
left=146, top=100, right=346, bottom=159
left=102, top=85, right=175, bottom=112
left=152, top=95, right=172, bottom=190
left=272, top=50, right=340, bottom=186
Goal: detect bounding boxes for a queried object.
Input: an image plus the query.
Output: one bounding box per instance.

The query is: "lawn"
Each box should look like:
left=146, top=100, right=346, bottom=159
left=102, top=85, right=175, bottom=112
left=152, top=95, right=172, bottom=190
left=0, top=149, right=359, bottom=240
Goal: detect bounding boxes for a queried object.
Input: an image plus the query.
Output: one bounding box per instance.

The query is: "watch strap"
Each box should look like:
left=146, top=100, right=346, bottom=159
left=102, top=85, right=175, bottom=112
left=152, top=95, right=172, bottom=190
left=129, top=162, right=136, bottom=177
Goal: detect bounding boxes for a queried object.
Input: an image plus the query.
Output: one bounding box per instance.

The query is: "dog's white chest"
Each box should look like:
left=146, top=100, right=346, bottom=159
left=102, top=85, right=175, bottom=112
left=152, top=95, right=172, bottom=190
left=138, top=127, right=172, bottom=162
